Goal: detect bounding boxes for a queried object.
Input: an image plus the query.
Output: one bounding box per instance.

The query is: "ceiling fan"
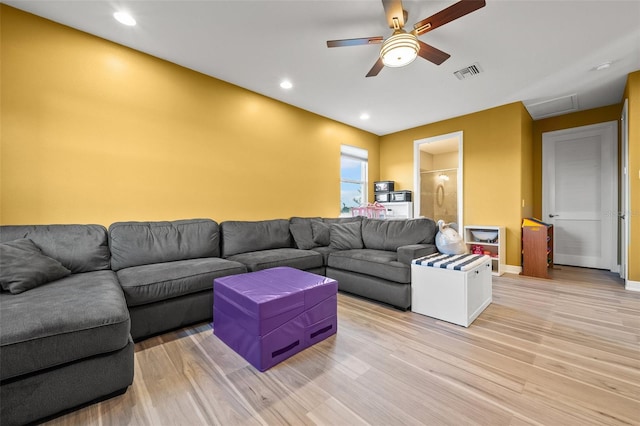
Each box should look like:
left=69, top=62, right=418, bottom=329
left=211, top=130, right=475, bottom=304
left=327, top=0, right=486, bottom=77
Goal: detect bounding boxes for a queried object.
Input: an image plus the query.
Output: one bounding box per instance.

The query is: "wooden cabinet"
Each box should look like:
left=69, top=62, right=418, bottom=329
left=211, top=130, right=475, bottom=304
left=521, top=218, right=554, bottom=278
left=463, top=226, right=505, bottom=276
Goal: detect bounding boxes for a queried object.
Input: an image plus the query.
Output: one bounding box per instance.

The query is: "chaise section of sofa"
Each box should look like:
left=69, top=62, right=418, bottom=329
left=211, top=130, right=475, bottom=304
left=325, top=217, right=438, bottom=309
left=221, top=219, right=324, bottom=273
left=0, top=224, right=133, bottom=426
left=109, top=219, right=247, bottom=340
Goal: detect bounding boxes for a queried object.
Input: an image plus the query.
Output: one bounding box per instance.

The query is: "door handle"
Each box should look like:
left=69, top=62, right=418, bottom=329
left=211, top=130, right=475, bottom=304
left=548, top=214, right=558, bottom=218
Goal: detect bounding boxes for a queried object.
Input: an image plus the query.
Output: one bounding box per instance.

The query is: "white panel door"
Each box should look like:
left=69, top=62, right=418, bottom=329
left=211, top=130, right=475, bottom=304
left=542, top=122, right=617, bottom=270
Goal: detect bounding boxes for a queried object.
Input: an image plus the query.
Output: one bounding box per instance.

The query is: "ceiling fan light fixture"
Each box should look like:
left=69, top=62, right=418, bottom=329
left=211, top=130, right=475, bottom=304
left=113, top=11, right=136, bottom=26
left=380, top=31, right=419, bottom=68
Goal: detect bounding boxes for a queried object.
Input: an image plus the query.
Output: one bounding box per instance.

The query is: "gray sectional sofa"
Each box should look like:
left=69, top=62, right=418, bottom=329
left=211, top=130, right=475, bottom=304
left=0, top=225, right=134, bottom=426
left=0, top=215, right=438, bottom=425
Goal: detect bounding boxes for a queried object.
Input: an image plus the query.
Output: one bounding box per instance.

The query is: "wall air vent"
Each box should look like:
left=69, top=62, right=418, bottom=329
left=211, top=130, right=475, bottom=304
left=454, top=62, right=483, bottom=80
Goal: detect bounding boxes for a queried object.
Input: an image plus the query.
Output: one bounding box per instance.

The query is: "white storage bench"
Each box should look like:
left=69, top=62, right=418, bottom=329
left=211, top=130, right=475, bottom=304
left=411, top=253, right=492, bottom=327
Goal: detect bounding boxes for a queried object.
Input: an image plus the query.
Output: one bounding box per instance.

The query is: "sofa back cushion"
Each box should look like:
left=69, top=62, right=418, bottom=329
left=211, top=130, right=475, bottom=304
left=0, top=224, right=111, bottom=273
left=289, top=217, right=362, bottom=249
left=221, top=219, right=292, bottom=257
left=328, top=222, right=364, bottom=250
left=322, top=217, right=362, bottom=225
left=289, top=217, right=322, bottom=249
left=361, top=218, right=437, bottom=251
left=109, top=219, right=219, bottom=271
left=0, top=238, right=73, bottom=294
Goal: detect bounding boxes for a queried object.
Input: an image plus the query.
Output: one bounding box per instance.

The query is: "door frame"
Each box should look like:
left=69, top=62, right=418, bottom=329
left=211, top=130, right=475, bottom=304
left=413, top=131, right=464, bottom=228
left=542, top=121, right=618, bottom=272
left=621, top=99, right=629, bottom=283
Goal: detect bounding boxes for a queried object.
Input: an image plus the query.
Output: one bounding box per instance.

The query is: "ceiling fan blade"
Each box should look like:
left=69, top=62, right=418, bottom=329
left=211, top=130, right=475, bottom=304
left=417, top=40, right=451, bottom=65
left=327, top=36, right=383, bottom=48
left=413, top=0, right=486, bottom=36
left=382, top=0, right=405, bottom=29
left=366, top=58, right=385, bottom=77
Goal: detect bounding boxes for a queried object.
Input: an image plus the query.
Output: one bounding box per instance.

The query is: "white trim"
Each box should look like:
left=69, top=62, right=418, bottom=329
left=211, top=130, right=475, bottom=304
left=626, top=280, right=640, bottom=292
left=413, top=131, right=463, bottom=229
left=503, top=265, right=522, bottom=275
left=621, top=99, right=629, bottom=284
left=340, top=144, right=368, bottom=160
left=542, top=121, right=618, bottom=272
left=340, top=145, right=369, bottom=216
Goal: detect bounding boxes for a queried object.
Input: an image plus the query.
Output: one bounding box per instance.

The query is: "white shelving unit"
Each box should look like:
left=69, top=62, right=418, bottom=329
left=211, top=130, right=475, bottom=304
left=380, top=202, right=413, bottom=219
left=463, top=225, right=505, bottom=276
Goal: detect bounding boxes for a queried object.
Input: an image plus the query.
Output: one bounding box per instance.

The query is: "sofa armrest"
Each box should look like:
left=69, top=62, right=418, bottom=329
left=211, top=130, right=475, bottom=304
left=397, top=244, right=438, bottom=265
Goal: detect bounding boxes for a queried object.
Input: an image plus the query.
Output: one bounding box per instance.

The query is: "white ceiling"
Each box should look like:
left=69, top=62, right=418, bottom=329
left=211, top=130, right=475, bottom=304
left=4, top=0, right=640, bottom=136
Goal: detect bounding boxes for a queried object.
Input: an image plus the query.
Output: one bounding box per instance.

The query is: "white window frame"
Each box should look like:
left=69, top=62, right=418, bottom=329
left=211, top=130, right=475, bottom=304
left=340, top=145, right=368, bottom=216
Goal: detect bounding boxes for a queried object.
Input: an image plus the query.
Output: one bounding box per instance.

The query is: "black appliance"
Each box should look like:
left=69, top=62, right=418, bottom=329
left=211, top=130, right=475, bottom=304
left=374, top=181, right=394, bottom=193
left=374, top=193, right=391, bottom=202
left=390, top=191, right=412, bottom=202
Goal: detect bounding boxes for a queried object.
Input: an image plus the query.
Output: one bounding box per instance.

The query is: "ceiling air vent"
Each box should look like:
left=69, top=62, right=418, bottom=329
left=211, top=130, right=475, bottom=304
left=525, top=94, right=578, bottom=119
left=454, top=62, right=482, bottom=80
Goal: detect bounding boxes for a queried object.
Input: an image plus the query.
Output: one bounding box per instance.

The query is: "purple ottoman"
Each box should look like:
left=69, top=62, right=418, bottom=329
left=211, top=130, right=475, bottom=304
left=213, top=267, right=338, bottom=371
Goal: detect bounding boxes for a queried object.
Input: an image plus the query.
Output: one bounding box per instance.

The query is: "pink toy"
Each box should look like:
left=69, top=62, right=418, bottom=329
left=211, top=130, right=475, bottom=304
left=472, top=245, right=484, bottom=255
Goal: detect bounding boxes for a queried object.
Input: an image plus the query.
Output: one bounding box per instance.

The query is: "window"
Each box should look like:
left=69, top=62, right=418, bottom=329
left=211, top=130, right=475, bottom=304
left=340, top=145, right=368, bottom=215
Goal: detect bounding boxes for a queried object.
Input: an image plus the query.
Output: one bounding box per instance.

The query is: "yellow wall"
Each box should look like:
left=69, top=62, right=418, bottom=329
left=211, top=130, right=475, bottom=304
left=531, top=104, right=622, bottom=218
left=0, top=5, right=379, bottom=225
left=380, top=102, right=532, bottom=267
left=2, top=6, right=637, bottom=280
left=623, top=71, right=640, bottom=283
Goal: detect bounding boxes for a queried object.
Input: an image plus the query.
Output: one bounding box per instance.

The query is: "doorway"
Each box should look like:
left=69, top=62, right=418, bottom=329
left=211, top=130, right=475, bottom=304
left=542, top=121, right=617, bottom=271
left=414, top=132, right=463, bottom=228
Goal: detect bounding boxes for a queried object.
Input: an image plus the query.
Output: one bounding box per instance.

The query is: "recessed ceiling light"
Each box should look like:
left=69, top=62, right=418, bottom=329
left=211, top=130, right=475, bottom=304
left=595, top=61, right=612, bottom=71
left=113, top=11, right=136, bottom=26
left=280, top=80, right=293, bottom=89
left=360, top=113, right=370, bottom=120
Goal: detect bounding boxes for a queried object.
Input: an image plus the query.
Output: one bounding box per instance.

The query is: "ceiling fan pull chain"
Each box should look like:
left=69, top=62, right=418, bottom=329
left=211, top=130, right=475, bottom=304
left=414, top=22, right=431, bottom=34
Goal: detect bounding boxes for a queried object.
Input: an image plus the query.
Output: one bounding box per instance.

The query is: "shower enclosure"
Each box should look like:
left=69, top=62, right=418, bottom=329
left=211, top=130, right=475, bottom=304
left=420, top=168, right=458, bottom=225
left=414, top=131, right=463, bottom=229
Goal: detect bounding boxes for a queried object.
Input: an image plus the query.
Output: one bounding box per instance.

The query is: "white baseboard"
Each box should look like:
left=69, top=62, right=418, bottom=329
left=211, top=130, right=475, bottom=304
left=626, top=280, right=640, bottom=292
left=503, top=265, right=522, bottom=275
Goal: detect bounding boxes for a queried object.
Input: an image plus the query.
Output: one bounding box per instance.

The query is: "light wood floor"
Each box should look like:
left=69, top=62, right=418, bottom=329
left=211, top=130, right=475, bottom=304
left=45, top=266, right=639, bottom=425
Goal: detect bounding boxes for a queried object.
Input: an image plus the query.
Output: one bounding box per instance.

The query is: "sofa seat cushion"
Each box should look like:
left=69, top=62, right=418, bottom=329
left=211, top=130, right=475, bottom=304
left=327, top=249, right=410, bottom=284
left=226, top=248, right=323, bottom=272
left=117, top=258, right=247, bottom=307
left=0, top=270, right=129, bottom=381
left=311, top=246, right=339, bottom=264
